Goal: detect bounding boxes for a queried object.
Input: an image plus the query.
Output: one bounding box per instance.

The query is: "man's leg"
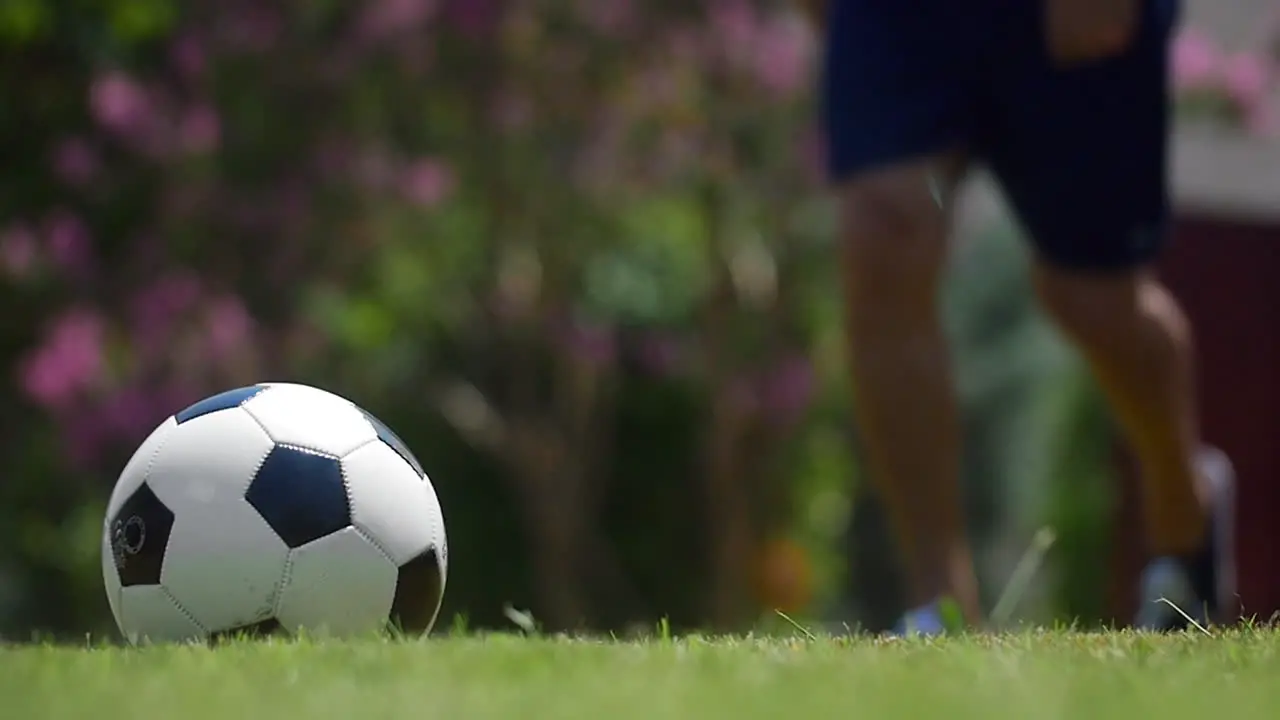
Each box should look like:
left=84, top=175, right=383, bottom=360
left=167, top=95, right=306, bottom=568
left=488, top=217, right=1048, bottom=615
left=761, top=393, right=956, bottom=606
left=1035, top=269, right=1205, bottom=554
left=820, top=1, right=989, bottom=628
left=1034, top=251, right=1233, bottom=628
left=837, top=156, right=982, bottom=625
left=987, top=0, right=1234, bottom=625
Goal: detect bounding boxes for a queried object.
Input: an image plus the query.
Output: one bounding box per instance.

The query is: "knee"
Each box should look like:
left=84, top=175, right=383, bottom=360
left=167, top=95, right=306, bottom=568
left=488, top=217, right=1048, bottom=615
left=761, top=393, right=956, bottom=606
left=1034, top=266, right=1192, bottom=351
left=838, top=169, right=948, bottom=323
left=1139, top=281, right=1193, bottom=352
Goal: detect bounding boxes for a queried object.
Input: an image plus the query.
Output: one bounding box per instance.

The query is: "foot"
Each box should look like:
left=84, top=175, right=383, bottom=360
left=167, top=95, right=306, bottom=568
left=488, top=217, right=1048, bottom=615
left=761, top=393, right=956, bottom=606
left=1134, top=446, right=1237, bottom=630
left=892, top=600, right=947, bottom=637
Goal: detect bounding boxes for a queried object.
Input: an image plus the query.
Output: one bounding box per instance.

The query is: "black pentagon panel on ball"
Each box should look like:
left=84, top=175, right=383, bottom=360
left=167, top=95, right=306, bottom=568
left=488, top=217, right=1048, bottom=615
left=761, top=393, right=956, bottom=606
left=357, top=406, right=426, bottom=479
left=109, top=482, right=175, bottom=587
left=389, top=547, right=444, bottom=634
left=245, top=445, right=351, bottom=549
left=175, top=385, right=267, bottom=424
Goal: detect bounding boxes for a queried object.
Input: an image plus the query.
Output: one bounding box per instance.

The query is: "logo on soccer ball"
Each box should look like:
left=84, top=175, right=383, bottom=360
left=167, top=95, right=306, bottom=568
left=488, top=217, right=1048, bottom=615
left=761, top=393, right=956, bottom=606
left=112, top=515, right=147, bottom=567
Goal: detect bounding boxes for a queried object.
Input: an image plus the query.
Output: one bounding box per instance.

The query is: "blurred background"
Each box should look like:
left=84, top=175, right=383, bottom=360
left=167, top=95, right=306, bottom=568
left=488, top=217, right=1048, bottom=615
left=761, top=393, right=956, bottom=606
left=1, top=0, right=1277, bottom=640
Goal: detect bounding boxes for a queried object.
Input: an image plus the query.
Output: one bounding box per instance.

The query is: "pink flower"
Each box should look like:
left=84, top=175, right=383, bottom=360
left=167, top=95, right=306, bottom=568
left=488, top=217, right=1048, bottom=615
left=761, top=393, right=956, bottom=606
left=752, top=14, right=813, bottom=98
left=0, top=224, right=38, bottom=277
left=89, top=72, right=152, bottom=136
left=43, top=210, right=93, bottom=276
left=204, top=295, right=254, bottom=358
left=178, top=103, right=221, bottom=154
left=359, top=0, right=440, bottom=41
left=20, top=308, right=107, bottom=410
left=709, top=0, right=758, bottom=53
left=1220, top=52, right=1271, bottom=113
left=400, top=158, right=455, bottom=208
left=51, top=137, right=100, bottom=187
left=1171, top=29, right=1221, bottom=92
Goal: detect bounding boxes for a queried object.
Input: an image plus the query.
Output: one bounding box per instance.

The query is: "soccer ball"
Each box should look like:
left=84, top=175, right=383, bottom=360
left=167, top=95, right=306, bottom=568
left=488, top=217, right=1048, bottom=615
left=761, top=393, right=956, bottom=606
left=101, top=382, right=447, bottom=644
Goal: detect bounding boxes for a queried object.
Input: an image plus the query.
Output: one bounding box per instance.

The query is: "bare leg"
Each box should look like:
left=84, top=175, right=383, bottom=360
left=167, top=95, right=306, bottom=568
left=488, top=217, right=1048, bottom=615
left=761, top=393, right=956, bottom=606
left=1034, top=265, right=1205, bottom=555
left=837, top=155, right=982, bottom=623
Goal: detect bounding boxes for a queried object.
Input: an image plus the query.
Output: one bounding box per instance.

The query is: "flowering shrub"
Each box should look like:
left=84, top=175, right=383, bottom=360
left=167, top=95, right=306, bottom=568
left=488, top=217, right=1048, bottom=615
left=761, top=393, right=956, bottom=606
left=1172, top=24, right=1279, bottom=136
left=0, top=0, right=840, bottom=635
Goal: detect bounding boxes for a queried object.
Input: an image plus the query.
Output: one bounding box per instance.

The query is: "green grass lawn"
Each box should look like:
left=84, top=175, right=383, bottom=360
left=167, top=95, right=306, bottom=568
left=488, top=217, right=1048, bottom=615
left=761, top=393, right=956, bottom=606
left=6, top=630, right=1280, bottom=719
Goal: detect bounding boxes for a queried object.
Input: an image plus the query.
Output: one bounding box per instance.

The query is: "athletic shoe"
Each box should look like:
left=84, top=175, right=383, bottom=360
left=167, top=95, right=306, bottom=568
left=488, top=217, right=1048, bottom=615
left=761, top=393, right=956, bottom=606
left=1134, top=445, right=1237, bottom=630
left=892, top=600, right=947, bottom=636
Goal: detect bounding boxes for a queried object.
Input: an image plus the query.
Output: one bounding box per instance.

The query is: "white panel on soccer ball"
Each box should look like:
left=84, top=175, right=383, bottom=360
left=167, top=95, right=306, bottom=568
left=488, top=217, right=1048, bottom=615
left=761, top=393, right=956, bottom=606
left=343, top=441, right=441, bottom=566
left=107, top=416, right=177, bottom=520
left=100, top=530, right=123, bottom=631
left=243, top=384, right=377, bottom=457
left=118, top=585, right=205, bottom=644
left=275, top=527, right=398, bottom=637
left=161, top=498, right=289, bottom=634
left=422, top=474, right=448, bottom=572
left=146, top=407, right=275, bottom=509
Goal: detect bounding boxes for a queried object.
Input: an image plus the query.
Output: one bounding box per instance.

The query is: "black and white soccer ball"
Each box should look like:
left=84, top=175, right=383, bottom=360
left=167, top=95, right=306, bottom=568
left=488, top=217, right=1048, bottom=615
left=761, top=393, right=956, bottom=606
left=101, top=382, right=447, bottom=644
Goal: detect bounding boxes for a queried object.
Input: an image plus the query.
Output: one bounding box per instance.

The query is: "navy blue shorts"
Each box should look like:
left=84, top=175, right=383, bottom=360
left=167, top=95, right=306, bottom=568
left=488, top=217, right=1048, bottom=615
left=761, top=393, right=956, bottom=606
left=821, top=0, right=1179, bottom=271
